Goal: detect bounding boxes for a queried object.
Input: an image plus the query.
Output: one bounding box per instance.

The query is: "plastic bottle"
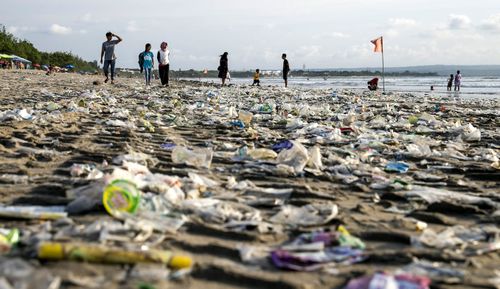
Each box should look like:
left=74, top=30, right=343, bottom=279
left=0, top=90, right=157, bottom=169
left=102, top=179, right=141, bottom=218
left=238, top=110, right=253, bottom=126
left=0, top=228, right=20, bottom=253
left=171, top=146, right=213, bottom=168
left=38, top=242, right=192, bottom=269
left=247, top=148, right=278, bottom=160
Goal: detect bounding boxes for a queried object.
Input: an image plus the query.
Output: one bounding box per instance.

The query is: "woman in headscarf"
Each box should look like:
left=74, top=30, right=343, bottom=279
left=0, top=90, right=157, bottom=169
left=217, top=52, right=228, bottom=86
left=157, top=42, right=170, bottom=87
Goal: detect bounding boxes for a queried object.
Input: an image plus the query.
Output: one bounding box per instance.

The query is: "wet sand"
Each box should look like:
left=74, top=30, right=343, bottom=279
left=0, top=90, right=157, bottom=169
left=0, top=70, right=499, bottom=289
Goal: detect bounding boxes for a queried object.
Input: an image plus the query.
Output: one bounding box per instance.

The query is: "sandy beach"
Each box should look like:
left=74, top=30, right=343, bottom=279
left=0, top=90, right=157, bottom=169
left=0, top=69, right=499, bottom=289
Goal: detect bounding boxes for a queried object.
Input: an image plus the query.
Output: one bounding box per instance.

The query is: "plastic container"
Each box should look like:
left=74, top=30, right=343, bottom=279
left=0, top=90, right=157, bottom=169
left=238, top=110, right=253, bottom=126
left=38, top=242, right=192, bottom=269
left=171, top=146, right=213, bottom=168
left=102, top=179, right=141, bottom=218
left=247, top=148, right=278, bottom=160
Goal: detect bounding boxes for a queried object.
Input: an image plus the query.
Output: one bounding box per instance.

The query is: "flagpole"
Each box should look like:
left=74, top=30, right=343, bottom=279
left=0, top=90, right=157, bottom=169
left=381, top=37, right=385, bottom=93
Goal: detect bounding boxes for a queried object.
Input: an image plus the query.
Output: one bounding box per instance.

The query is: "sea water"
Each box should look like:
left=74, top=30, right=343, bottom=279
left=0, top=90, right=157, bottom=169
left=192, top=76, right=500, bottom=99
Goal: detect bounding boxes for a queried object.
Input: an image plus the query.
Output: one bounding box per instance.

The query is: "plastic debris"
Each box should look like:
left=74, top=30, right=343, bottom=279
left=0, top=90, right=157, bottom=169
left=38, top=242, right=192, bottom=269
left=271, top=228, right=366, bottom=271
left=102, top=179, right=141, bottom=218
left=0, top=206, right=67, bottom=220
left=171, top=146, right=213, bottom=168
left=344, top=272, right=431, bottom=289
left=0, top=229, right=19, bottom=253
left=385, top=162, right=410, bottom=173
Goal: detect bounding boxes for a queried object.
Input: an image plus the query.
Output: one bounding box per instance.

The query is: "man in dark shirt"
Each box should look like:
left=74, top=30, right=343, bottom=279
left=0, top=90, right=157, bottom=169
left=282, top=53, right=290, bottom=88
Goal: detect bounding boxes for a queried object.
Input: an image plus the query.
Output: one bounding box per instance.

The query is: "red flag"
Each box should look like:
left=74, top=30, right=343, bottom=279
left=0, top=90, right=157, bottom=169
left=371, top=37, right=383, bottom=53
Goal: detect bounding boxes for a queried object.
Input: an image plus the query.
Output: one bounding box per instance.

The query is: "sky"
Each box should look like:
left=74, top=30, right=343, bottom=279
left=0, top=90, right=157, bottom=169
left=3, top=0, right=500, bottom=70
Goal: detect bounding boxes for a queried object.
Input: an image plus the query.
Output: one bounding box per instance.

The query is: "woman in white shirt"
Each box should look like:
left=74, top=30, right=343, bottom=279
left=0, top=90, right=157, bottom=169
left=157, top=42, right=170, bottom=86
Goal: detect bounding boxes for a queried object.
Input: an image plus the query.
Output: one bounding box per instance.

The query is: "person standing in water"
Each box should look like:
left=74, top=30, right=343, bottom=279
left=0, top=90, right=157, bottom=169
left=157, top=42, right=170, bottom=87
left=218, top=52, right=229, bottom=86
left=141, top=43, right=154, bottom=86
left=447, top=74, right=453, bottom=91
left=454, top=70, right=462, bottom=91
left=100, top=32, right=122, bottom=84
left=282, top=53, right=290, bottom=88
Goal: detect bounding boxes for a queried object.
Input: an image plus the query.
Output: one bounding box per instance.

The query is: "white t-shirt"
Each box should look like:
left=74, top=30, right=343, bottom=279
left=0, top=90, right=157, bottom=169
left=159, top=49, right=170, bottom=65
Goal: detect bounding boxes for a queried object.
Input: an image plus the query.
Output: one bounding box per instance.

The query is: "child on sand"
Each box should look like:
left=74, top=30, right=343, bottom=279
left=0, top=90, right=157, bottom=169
left=252, top=69, right=260, bottom=86
left=447, top=74, right=453, bottom=91
left=141, top=43, right=154, bottom=86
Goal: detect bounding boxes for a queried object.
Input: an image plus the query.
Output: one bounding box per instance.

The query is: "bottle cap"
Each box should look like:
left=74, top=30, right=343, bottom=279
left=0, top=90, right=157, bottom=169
left=38, top=242, right=64, bottom=259
left=169, top=255, right=193, bottom=269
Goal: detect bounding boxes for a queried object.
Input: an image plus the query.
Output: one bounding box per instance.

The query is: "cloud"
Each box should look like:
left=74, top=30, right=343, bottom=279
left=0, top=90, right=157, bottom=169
left=389, top=18, right=417, bottom=28
left=312, top=32, right=349, bottom=40
left=81, top=13, right=93, bottom=22
left=331, top=32, right=349, bottom=38
left=448, top=14, right=471, bottom=30
left=479, top=13, right=500, bottom=31
left=126, top=21, right=141, bottom=32
left=294, top=45, right=322, bottom=59
left=7, top=26, right=38, bottom=34
left=50, top=24, right=72, bottom=35
left=385, top=29, right=399, bottom=37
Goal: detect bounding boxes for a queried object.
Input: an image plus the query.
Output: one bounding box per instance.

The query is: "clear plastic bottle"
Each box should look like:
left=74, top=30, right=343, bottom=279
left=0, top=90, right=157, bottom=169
left=171, top=146, right=213, bottom=168
left=238, top=110, right=253, bottom=126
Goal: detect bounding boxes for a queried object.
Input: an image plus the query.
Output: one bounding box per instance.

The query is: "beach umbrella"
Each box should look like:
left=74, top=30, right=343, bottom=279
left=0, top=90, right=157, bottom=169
left=41, top=65, right=49, bottom=71
left=0, top=54, right=14, bottom=59
left=65, top=64, right=74, bottom=69
left=33, top=64, right=41, bottom=68
left=11, top=55, right=32, bottom=63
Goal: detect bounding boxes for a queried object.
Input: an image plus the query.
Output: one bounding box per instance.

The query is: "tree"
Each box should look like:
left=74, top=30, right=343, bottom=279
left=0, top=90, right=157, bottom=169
left=0, top=24, right=95, bottom=70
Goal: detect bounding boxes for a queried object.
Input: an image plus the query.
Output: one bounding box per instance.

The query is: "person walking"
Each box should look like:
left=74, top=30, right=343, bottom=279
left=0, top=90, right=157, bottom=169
left=454, top=70, right=462, bottom=91
left=100, top=32, right=122, bottom=84
left=282, top=53, right=290, bottom=88
left=157, top=42, right=170, bottom=87
left=218, top=52, right=229, bottom=86
left=140, top=43, right=154, bottom=86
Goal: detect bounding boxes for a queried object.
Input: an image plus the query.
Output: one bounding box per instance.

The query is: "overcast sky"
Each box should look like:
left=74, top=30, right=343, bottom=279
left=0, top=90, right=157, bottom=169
left=4, top=0, right=500, bottom=70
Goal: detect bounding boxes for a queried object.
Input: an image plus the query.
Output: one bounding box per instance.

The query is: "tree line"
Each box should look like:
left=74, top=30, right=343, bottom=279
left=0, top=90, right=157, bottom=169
left=0, top=25, right=97, bottom=71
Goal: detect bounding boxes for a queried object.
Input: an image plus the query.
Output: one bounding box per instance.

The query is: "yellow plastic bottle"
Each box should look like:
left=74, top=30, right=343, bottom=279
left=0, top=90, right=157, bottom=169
left=38, top=242, right=192, bottom=269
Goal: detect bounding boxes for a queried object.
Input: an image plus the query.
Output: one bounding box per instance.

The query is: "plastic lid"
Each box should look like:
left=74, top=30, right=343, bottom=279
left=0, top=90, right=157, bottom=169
left=169, top=255, right=193, bottom=269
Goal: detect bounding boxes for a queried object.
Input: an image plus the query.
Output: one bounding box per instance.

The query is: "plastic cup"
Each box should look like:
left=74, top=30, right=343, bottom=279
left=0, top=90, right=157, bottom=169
left=102, top=179, right=141, bottom=218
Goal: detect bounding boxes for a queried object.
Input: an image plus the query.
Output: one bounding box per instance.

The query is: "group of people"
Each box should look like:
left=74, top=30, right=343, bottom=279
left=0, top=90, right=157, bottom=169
left=100, top=32, right=290, bottom=88
left=101, top=32, right=464, bottom=92
left=218, top=52, right=291, bottom=87
left=448, top=70, right=462, bottom=91
left=100, top=32, right=170, bottom=87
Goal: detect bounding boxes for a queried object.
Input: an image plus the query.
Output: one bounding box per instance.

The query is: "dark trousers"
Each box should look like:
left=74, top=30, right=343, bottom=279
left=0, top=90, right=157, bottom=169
left=103, top=60, right=115, bottom=80
left=159, top=64, right=169, bottom=85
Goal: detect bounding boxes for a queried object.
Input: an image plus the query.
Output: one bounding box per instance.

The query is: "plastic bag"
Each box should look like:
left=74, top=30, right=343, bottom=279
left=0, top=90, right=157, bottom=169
left=277, top=140, right=309, bottom=173
left=172, top=146, right=213, bottom=168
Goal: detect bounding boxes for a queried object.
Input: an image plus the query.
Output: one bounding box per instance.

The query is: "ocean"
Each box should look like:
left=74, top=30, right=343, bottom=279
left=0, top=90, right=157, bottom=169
left=191, top=76, right=500, bottom=99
